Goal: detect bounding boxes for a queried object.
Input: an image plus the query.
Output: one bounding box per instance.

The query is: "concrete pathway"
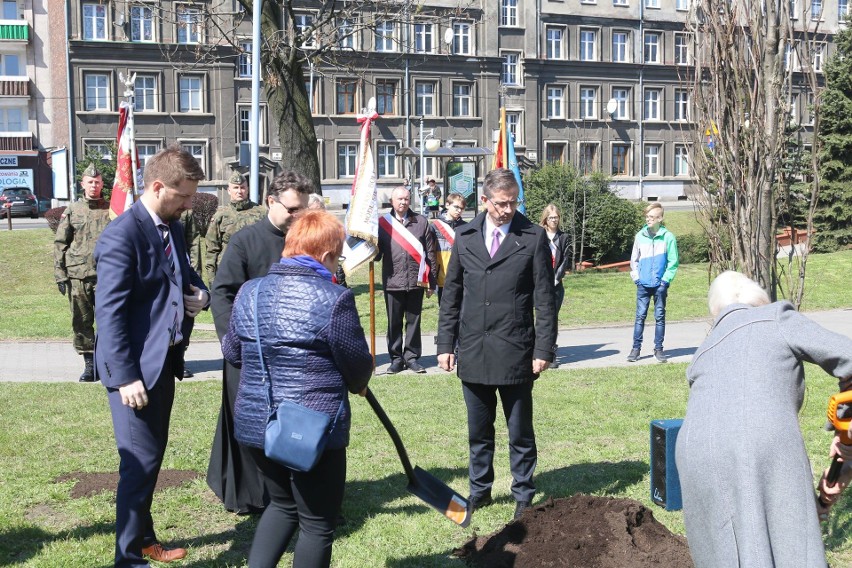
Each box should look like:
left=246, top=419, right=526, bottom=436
left=3, top=307, right=852, bottom=382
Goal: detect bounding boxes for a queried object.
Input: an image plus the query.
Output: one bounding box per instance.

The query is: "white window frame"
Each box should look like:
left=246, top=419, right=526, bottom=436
left=580, top=29, right=598, bottom=62
left=413, top=22, right=435, bottom=54
left=414, top=81, right=437, bottom=117
left=644, top=88, right=661, bottom=121
left=611, top=143, right=630, bottom=176
left=676, top=0, right=690, bottom=10
left=130, top=5, right=155, bottom=43
left=674, top=145, right=689, bottom=176
left=136, top=143, right=160, bottom=168
left=500, top=0, right=519, bottom=27
left=546, top=85, right=565, bottom=119
left=506, top=111, right=522, bottom=145
left=295, top=14, right=316, bottom=49
left=452, top=82, right=474, bottom=117
left=644, top=144, right=661, bottom=176
left=674, top=89, right=690, bottom=122
left=644, top=32, right=661, bottom=64
left=613, top=0, right=628, bottom=5
left=612, top=87, right=630, bottom=120
left=177, top=5, right=202, bottom=44
left=645, top=0, right=660, bottom=8
left=0, top=53, right=20, bottom=76
left=805, top=92, right=815, bottom=125
left=180, top=141, right=206, bottom=174
left=337, top=18, right=355, bottom=50
left=841, top=0, right=850, bottom=22
left=545, top=26, right=566, bottom=60
left=134, top=74, right=158, bottom=113
left=612, top=30, right=630, bottom=63
left=674, top=33, right=690, bottom=66
left=82, top=3, right=106, bottom=41
left=178, top=75, right=204, bottom=113
left=812, top=43, right=825, bottom=73
left=502, top=51, right=522, bottom=86
left=84, top=141, right=112, bottom=161
left=580, top=86, right=598, bottom=119
left=238, top=41, right=252, bottom=78
left=790, top=0, right=799, bottom=19
left=375, top=21, right=397, bottom=52
left=338, top=143, right=357, bottom=177
left=811, top=0, right=823, bottom=20
left=452, top=21, right=473, bottom=55
left=84, top=72, right=110, bottom=111
left=377, top=142, right=398, bottom=178
left=0, top=107, right=25, bottom=131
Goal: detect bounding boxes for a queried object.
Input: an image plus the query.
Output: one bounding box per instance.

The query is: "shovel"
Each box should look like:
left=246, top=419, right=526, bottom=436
left=364, top=388, right=471, bottom=527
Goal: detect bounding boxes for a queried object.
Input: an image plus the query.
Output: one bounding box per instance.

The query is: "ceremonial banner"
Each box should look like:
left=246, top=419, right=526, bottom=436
left=342, top=103, right=379, bottom=276
left=109, top=101, right=136, bottom=219
left=492, top=106, right=526, bottom=214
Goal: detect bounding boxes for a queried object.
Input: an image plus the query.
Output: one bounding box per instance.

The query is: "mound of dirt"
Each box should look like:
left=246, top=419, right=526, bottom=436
left=55, top=469, right=200, bottom=499
left=455, top=494, right=694, bottom=568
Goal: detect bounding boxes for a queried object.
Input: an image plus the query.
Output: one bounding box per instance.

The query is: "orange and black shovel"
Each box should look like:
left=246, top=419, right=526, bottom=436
left=365, top=388, right=471, bottom=527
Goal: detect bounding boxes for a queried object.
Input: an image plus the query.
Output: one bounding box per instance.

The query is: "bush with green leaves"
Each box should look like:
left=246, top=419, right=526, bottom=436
left=523, top=163, right=641, bottom=267
left=676, top=232, right=710, bottom=264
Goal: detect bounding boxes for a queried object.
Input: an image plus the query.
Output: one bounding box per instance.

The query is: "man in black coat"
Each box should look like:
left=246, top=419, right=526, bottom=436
left=437, top=168, right=557, bottom=521
left=207, top=171, right=313, bottom=513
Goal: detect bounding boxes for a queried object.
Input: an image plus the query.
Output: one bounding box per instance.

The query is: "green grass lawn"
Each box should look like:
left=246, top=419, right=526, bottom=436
left=2, top=365, right=850, bottom=567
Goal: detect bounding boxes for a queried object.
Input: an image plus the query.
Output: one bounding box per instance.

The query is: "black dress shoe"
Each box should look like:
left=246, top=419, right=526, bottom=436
left=183, top=368, right=194, bottom=378
left=405, top=360, right=426, bottom=373
left=514, top=500, right=531, bottom=520
left=386, top=360, right=406, bottom=374
left=468, top=493, right=493, bottom=512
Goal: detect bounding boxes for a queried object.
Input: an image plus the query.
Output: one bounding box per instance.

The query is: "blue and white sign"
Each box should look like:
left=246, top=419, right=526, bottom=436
left=0, top=156, right=18, bottom=167
left=0, top=169, right=33, bottom=190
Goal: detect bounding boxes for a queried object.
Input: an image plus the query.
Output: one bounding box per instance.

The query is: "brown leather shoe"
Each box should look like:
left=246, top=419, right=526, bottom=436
left=141, top=543, right=187, bottom=563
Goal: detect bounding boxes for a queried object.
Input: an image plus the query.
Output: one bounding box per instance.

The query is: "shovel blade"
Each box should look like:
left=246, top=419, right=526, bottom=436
left=406, top=466, right=471, bottom=528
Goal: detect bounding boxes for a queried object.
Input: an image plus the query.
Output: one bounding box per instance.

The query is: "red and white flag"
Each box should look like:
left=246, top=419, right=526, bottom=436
left=342, top=101, right=379, bottom=276
left=109, top=101, right=136, bottom=219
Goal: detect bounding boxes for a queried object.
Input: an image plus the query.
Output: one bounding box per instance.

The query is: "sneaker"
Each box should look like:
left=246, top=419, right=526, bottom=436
left=514, top=500, right=531, bottom=520
left=468, top=493, right=493, bottom=512
left=654, top=349, right=668, bottom=363
left=627, top=348, right=640, bottom=362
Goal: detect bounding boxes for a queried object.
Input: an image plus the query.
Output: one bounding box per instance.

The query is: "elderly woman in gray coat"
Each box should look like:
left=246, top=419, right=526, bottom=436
left=675, top=271, right=852, bottom=568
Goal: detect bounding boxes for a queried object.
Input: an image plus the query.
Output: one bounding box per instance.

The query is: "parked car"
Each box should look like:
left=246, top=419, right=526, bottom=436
left=0, top=188, right=39, bottom=218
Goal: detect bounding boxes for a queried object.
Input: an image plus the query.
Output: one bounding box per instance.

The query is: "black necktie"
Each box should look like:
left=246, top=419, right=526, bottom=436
left=158, top=223, right=175, bottom=275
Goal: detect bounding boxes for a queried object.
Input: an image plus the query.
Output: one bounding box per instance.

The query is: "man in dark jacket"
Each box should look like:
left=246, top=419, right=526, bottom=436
left=207, top=171, right=313, bottom=514
left=376, top=186, right=438, bottom=374
left=437, top=168, right=557, bottom=521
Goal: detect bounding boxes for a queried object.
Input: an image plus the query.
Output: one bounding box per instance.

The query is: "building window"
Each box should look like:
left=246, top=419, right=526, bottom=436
left=238, top=41, right=252, bottom=77
left=177, top=5, right=202, bottom=44
left=674, top=33, right=690, bottom=65
left=613, top=0, right=628, bottom=5
left=414, top=22, right=434, bottom=53
left=178, top=75, right=203, bottom=112
left=136, top=143, right=160, bottom=167
left=841, top=0, right=850, bottom=22
left=375, top=21, right=396, bottom=52
left=238, top=107, right=251, bottom=143
left=645, top=0, right=660, bottom=7
left=338, top=143, right=357, bottom=177
left=181, top=142, right=206, bottom=173
left=579, top=143, right=599, bottom=175
left=376, top=79, right=397, bottom=115
left=785, top=43, right=799, bottom=71
left=612, top=31, right=630, bottom=63
left=134, top=75, right=157, bottom=112
left=612, top=144, right=630, bottom=176
left=305, top=78, right=319, bottom=114
left=644, top=89, right=661, bottom=120
left=644, top=32, right=660, bottom=64
left=546, top=26, right=565, bottom=60
left=2, top=1, right=16, bottom=19
left=84, top=73, right=109, bottom=111
left=452, top=83, right=473, bottom=117
left=502, top=52, right=521, bottom=86
left=453, top=21, right=473, bottom=55
left=611, top=87, right=630, bottom=120
left=415, top=81, right=437, bottom=116
left=676, top=0, right=690, bottom=9
left=644, top=144, right=661, bottom=176
left=580, top=29, right=597, bottom=61
left=805, top=92, right=815, bottom=125
left=82, top=3, right=106, bottom=41
left=811, top=0, right=822, bottom=20
left=580, top=87, right=597, bottom=119
left=0, top=53, right=19, bottom=76
left=295, top=14, right=315, bottom=48
left=0, top=107, right=25, bottom=131
left=130, top=5, right=155, bottom=42
left=813, top=43, right=825, bottom=72
left=377, top=143, right=397, bottom=177
left=85, top=141, right=112, bottom=160
left=546, top=143, right=567, bottom=164
left=500, top=0, right=518, bottom=26
left=546, top=86, right=565, bottom=119
left=674, top=145, right=689, bottom=176
left=337, top=18, right=354, bottom=49
left=674, top=89, right=690, bottom=122
left=336, top=79, right=358, bottom=115
left=790, top=0, right=799, bottom=17
left=506, top=111, right=521, bottom=144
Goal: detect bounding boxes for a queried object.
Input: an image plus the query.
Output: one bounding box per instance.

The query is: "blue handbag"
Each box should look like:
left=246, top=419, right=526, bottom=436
left=251, top=284, right=343, bottom=472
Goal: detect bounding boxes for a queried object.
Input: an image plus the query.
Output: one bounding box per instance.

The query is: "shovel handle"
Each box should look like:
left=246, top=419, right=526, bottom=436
left=364, top=388, right=417, bottom=483
left=827, top=454, right=843, bottom=487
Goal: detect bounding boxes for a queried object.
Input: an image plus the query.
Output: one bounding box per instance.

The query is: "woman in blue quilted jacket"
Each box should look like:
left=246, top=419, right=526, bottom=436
left=221, top=210, right=373, bottom=568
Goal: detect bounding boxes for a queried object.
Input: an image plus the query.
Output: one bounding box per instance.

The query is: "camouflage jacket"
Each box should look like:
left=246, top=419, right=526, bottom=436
left=54, top=198, right=110, bottom=281
left=181, top=209, right=203, bottom=276
left=204, top=199, right=265, bottom=281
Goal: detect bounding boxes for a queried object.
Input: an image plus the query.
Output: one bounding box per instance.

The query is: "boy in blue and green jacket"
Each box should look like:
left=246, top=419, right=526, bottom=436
left=627, top=202, right=679, bottom=363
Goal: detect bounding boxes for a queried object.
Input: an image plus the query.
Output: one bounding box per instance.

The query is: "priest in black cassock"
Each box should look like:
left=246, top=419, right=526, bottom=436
left=207, top=171, right=314, bottom=513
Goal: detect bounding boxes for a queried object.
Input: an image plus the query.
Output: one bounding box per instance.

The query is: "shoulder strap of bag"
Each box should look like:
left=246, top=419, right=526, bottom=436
left=252, top=281, right=345, bottom=429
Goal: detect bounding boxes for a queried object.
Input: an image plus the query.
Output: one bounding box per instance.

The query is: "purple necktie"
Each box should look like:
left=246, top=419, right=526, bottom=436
left=489, top=228, right=501, bottom=258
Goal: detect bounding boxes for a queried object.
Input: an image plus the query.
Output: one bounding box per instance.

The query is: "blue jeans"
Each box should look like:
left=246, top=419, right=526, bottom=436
left=633, top=283, right=668, bottom=350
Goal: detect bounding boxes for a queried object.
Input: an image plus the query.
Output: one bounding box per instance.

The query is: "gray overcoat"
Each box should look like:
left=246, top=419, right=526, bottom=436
left=675, top=301, right=852, bottom=568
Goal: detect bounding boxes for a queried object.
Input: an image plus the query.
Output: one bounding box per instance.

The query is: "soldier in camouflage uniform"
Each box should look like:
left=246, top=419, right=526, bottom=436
left=204, top=171, right=265, bottom=283
left=54, top=163, right=111, bottom=382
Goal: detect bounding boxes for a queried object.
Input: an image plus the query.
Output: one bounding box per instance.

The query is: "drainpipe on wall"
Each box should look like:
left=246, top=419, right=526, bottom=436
left=64, top=0, right=76, bottom=202
left=638, top=0, right=644, bottom=201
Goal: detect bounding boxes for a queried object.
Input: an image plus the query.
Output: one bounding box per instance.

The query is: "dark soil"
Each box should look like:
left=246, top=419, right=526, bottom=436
left=454, top=494, right=694, bottom=568
left=55, top=469, right=200, bottom=499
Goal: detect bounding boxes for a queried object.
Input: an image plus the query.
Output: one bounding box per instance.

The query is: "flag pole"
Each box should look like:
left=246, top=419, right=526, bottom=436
left=119, top=72, right=139, bottom=200
left=369, top=261, right=376, bottom=368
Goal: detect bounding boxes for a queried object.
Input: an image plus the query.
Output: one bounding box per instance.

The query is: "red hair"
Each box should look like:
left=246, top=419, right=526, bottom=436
left=283, top=210, right=345, bottom=261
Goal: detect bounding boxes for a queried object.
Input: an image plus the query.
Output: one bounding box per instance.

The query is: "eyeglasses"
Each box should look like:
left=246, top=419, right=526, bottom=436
left=271, top=198, right=304, bottom=215
left=486, top=197, right=519, bottom=210
left=547, top=216, right=559, bottom=221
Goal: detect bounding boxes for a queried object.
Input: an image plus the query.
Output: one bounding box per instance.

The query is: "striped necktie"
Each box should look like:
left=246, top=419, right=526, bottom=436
left=158, top=223, right=175, bottom=275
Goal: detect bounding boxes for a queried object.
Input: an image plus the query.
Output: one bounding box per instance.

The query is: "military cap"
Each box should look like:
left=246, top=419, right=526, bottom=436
left=228, top=170, right=247, bottom=185
left=82, top=163, right=102, bottom=178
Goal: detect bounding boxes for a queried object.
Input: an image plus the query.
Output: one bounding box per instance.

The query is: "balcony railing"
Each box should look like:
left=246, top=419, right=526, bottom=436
left=0, top=132, right=33, bottom=151
left=0, top=77, right=28, bottom=96
left=0, top=20, right=27, bottom=41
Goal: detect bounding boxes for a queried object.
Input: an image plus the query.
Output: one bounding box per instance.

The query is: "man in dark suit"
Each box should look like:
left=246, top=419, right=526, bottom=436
left=207, top=171, right=314, bottom=513
left=94, top=146, right=208, bottom=567
left=437, top=168, right=557, bottom=521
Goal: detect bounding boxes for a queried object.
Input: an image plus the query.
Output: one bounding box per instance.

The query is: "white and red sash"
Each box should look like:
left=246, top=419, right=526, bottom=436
left=432, top=219, right=456, bottom=248
left=379, top=213, right=430, bottom=287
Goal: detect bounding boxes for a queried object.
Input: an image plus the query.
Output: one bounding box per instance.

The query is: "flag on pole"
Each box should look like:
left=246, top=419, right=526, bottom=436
left=342, top=99, right=379, bottom=276
left=109, top=101, right=135, bottom=219
left=492, top=106, right=526, bottom=214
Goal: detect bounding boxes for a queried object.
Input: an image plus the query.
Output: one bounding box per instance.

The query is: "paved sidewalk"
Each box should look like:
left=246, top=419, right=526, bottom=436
left=3, top=307, right=852, bottom=382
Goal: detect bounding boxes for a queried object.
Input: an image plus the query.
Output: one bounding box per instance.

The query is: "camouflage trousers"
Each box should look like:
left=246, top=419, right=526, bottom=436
left=68, top=278, right=96, bottom=354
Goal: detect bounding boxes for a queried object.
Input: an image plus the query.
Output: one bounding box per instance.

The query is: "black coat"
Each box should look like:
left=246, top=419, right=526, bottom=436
left=437, top=212, right=557, bottom=384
